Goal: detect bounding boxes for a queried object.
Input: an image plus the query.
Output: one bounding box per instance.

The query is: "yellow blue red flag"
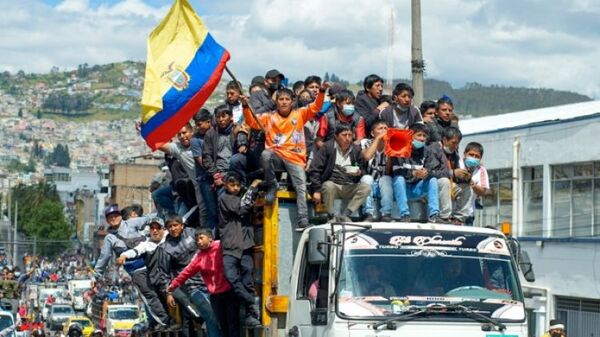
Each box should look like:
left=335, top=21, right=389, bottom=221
left=140, top=0, right=230, bottom=150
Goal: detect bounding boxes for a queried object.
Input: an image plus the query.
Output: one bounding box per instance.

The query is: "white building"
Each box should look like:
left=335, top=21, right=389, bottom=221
left=460, top=100, right=600, bottom=337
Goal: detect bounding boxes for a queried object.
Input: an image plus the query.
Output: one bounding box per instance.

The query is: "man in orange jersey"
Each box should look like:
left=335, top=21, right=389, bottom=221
left=242, top=82, right=331, bottom=229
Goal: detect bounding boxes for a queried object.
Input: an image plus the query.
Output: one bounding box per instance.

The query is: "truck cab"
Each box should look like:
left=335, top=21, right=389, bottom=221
left=286, top=223, right=527, bottom=337
left=253, top=192, right=532, bottom=337
left=0, top=310, right=16, bottom=337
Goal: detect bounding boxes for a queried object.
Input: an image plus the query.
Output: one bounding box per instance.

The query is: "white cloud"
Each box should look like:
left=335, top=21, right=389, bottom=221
left=0, top=0, right=599, bottom=99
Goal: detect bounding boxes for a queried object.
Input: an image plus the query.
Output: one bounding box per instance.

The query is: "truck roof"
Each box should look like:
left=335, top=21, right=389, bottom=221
left=312, top=222, right=504, bottom=236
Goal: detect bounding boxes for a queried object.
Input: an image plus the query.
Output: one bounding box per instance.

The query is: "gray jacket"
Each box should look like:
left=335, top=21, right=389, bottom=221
left=94, top=216, right=149, bottom=277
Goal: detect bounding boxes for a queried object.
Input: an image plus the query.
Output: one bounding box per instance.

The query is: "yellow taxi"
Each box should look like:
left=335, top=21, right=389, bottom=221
left=63, top=316, right=95, bottom=337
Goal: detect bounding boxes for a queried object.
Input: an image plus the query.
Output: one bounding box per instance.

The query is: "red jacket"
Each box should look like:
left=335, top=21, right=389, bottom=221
left=169, top=241, right=232, bottom=294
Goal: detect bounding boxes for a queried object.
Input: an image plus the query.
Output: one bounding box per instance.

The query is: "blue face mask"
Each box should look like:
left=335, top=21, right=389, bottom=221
left=412, top=139, right=425, bottom=149
left=465, top=156, right=480, bottom=168
left=342, top=104, right=355, bottom=116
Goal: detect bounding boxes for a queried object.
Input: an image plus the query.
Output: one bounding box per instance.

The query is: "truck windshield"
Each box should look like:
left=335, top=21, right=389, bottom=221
left=108, top=309, right=138, bottom=320
left=0, top=315, right=13, bottom=330
left=336, top=229, right=525, bottom=321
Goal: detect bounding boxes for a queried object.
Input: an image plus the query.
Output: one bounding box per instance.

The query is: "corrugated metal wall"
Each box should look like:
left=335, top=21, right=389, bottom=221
left=556, top=296, right=600, bottom=337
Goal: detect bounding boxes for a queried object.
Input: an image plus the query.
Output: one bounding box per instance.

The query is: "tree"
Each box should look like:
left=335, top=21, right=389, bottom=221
left=18, top=108, right=23, bottom=118
left=8, top=183, right=72, bottom=256
left=37, top=109, right=42, bottom=119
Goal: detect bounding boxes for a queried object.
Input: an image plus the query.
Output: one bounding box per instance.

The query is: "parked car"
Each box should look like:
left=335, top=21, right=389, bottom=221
left=47, top=305, right=74, bottom=330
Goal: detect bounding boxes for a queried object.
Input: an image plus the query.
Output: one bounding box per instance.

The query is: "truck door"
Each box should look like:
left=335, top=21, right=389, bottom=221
left=287, top=242, right=331, bottom=337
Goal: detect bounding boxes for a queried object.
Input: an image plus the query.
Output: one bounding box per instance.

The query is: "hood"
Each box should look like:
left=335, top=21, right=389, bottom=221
left=346, top=320, right=527, bottom=337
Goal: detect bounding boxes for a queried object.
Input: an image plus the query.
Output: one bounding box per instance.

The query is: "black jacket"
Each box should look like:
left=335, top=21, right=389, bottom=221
left=428, top=116, right=457, bottom=143
left=202, top=124, right=247, bottom=176
left=425, top=142, right=451, bottom=179
left=151, top=227, right=206, bottom=296
left=249, top=89, right=275, bottom=115
left=218, top=186, right=259, bottom=258
left=354, top=91, right=380, bottom=132
left=380, top=104, right=423, bottom=129
left=307, top=140, right=366, bottom=194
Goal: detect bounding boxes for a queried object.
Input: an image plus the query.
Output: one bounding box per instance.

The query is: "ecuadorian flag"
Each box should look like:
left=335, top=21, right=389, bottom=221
left=140, top=0, right=230, bottom=150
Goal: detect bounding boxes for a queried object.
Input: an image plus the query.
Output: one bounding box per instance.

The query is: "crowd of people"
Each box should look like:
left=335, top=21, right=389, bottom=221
left=148, top=70, right=489, bottom=228
left=89, top=70, right=495, bottom=337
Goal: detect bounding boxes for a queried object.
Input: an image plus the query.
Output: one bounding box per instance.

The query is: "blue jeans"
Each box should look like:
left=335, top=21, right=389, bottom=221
left=392, top=176, right=439, bottom=217
left=198, top=177, right=218, bottom=229
left=361, top=175, right=393, bottom=216
left=190, top=289, right=222, bottom=337
left=151, top=185, right=175, bottom=213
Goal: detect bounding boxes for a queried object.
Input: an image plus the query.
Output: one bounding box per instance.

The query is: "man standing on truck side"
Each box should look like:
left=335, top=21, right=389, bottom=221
left=115, top=217, right=174, bottom=329
left=152, top=214, right=220, bottom=337
left=93, top=205, right=172, bottom=331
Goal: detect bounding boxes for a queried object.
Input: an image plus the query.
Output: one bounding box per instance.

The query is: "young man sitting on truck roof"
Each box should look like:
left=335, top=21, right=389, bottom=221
left=241, top=82, right=330, bottom=229
left=458, top=142, right=489, bottom=226
left=308, top=124, right=371, bottom=222
left=389, top=123, right=443, bottom=223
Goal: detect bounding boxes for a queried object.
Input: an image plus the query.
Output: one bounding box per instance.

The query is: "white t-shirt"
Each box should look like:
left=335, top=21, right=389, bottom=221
left=459, top=158, right=489, bottom=216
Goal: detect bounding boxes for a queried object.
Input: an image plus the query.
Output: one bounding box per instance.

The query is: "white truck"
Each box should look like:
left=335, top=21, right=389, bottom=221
left=0, top=311, right=16, bottom=337
left=253, top=194, right=535, bottom=337
left=67, top=280, right=92, bottom=311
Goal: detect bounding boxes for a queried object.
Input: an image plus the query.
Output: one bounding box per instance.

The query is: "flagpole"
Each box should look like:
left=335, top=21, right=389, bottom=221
left=224, top=65, right=265, bottom=131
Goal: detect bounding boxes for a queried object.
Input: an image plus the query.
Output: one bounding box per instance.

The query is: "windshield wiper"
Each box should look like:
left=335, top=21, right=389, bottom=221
left=445, top=304, right=506, bottom=331
left=372, top=303, right=506, bottom=331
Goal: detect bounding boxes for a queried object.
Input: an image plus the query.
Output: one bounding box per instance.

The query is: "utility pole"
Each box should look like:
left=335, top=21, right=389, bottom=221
left=411, top=0, right=425, bottom=105
left=13, top=201, right=18, bottom=267
left=386, top=7, right=395, bottom=95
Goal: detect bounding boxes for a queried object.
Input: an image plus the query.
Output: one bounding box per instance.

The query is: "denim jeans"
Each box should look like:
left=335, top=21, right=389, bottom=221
left=151, top=185, right=175, bottom=213
left=392, top=176, right=439, bottom=217
left=197, top=176, right=218, bottom=229
left=190, top=289, right=222, bottom=337
left=361, top=175, right=393, bottom=216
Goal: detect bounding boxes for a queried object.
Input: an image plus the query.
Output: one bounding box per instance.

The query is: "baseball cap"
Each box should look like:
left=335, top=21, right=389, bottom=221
left=148, top=217, right=165, bottom=229
left=104, top=204, right=120, bottom=218
left=265, top=69, right=284, bottom=80
left=251, top=76, right=265, bottom=86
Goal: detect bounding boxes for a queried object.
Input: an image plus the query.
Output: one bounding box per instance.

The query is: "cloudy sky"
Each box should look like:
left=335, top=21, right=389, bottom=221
left=2, top=0, right=599, bottom=98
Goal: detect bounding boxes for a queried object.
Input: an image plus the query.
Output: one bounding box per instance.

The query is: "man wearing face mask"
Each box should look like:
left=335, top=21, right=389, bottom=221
left=541, top=319, right=566, bottom=337
left=315, top=89, right=366, bottom=149
left=457, top=142, right=489, bottom=226
left=388, top=124, right=443, bottom=223
left=248, top=69, right=284, bottom=115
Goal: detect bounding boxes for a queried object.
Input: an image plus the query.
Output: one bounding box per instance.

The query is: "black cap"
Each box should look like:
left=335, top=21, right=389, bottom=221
left=104, top=204, right=120, bottom=218
left=251, top=76, right=265, bottom=86
left=265, top=69, right=284, bottom=80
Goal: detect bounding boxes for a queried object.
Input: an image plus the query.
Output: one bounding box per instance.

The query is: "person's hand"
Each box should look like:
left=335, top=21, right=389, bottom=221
left=412, top=168, right=428, bottom=179
left=213, top=172, right=224, bottom=186
left=315, top=139, right=324, bottom=149
left=377, top=102, right=390, bottom=112
left=250, top=179, right=262, bottom=188
left=312, top=192, right=321, bottom=205
left=166, top=294, right=176, bottom=308
left=321, top=82, right=332, bottom=91
left=454, top=168, right=471, bottom=181
left=115, top=256, right=126, bottom=266
left=240, top=95, right=249, bottom=108
left=134, top=121, right=141, bottom=132
left=238, top=145, right=248, bottom=154
left=375, top=132, right=386, bottom=144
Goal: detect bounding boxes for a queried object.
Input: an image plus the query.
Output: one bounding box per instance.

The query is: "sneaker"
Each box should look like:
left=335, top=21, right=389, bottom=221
left=296, top=219, right=309, bottom=230
left=399, top=215, right=411, bottom=223
left=363, top=214, right=375, bottom=222
left=428, top=215, right=445, bottom=223
left=380, top=214, right=393, bottom=223
left=244, top=315, right=261, bottom=327
left=265, top=184, right=278, bottom=204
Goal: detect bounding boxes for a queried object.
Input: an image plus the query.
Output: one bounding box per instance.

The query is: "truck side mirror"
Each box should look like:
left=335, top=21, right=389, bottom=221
left=519, top=250, right=535, bottom=282
left=308, top=228, right=329, bottom=265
